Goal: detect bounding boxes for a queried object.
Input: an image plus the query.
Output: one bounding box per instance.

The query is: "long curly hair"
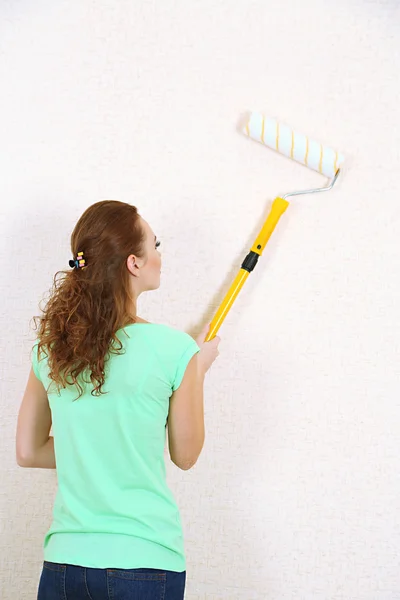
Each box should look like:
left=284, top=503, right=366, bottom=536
left=34, top=200, right=145, bottom=398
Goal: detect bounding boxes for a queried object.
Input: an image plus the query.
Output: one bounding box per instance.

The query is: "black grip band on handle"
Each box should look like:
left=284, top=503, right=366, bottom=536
left=241, top=251, right=260, bottom=273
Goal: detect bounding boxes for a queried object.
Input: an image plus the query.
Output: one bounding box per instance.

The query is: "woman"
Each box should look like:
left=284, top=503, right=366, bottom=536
left=16, top=200, right=220, bottom=600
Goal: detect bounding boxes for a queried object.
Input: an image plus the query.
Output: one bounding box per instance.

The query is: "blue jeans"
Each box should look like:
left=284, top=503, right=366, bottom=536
left=37, top=561, right=186, bottom=599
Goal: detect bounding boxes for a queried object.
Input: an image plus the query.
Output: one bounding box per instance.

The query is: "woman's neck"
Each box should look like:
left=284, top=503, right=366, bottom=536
left=134, top=316, right=150, bottom=324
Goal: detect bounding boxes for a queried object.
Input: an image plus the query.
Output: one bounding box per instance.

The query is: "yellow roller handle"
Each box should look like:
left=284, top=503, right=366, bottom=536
left=205, top=197, right=289, bottom=341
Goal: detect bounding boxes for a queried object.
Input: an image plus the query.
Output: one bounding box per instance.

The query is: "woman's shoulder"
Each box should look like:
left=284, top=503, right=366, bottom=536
left=134, top=320, right=195, bottom=345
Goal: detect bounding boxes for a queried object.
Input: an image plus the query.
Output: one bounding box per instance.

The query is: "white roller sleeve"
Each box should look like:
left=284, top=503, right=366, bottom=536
left=244, top=112, right=344, bottom=179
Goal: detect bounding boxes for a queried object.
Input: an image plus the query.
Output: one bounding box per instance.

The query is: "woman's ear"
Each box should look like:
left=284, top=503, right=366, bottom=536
left=126, top=254, right=141, bottom=277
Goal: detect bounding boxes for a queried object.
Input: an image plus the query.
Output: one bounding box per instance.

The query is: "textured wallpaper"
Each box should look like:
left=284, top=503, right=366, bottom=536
left=1, top=1, right=399, bottom=598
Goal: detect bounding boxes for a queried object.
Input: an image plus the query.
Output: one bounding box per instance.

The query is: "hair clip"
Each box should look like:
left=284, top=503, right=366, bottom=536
left=69, top=251, right=86, bottom=269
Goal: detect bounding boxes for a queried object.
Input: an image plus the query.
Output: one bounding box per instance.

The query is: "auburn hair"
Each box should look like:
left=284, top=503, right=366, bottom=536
left=33, top=200, right=145, bottom=398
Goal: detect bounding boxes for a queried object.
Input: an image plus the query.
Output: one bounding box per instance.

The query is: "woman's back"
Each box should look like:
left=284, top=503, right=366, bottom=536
left=33, top=323, right=199, bottom=572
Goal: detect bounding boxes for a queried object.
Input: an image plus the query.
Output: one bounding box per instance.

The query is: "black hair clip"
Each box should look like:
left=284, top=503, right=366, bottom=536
left=69, top=251, right=85, bottom=269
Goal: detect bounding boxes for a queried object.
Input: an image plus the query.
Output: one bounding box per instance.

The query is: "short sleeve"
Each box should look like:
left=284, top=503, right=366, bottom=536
left=31, top=343, right=42, bottom=381
left=172, top=337, right=200, bottom=392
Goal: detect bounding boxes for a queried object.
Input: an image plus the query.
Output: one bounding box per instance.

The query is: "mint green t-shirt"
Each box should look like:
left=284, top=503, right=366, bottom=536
left=32, top=323, right=199, bottom=572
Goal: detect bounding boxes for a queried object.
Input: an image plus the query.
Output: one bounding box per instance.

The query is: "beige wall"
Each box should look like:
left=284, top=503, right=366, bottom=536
left=1, top=1, right=399, bottom=598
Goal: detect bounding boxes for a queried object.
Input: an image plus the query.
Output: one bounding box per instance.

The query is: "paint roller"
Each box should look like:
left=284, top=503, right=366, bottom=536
left=205, top=111, right=345, bottom=342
